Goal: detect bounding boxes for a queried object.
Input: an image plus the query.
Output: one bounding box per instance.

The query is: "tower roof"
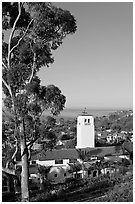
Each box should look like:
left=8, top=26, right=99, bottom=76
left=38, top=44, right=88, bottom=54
left=79, top=114, right=93, bottom=116
left=79, top=108, right=93, bottom=116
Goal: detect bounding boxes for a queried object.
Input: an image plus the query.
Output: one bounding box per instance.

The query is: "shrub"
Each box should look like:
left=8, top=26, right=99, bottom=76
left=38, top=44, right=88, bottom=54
left=91, top=170, right=133, bottom=202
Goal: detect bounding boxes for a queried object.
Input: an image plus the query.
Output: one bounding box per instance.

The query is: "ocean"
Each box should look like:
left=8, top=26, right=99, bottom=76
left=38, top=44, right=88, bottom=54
left=43, top=108, right=119, bottom=119
left=59, top=108, right=117, bottom=118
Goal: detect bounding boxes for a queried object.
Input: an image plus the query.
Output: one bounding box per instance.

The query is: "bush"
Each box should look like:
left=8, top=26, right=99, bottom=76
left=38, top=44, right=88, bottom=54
left=92, top=181, right=133, bottom=202
left=91, top=170, right=133, bottom=202
left=30, top=164, right=133, bottom=202
left=119, top=166, right=128, bottom=175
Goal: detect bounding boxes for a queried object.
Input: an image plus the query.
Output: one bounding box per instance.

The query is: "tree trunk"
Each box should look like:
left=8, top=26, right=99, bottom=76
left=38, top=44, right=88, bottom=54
left=20, top=122, right=29, bottom=202
left=40, top=176, right=45, bottom=191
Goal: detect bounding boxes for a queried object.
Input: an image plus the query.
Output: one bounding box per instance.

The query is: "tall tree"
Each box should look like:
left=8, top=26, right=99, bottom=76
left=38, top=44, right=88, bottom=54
left=2, top=2, right=77, bottom=201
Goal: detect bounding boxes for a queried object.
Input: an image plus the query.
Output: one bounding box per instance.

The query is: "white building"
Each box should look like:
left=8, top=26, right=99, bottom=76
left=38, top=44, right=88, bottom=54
left=28, top=145, right=126, bottom=184
left=76, top=115, right=95, bottom=149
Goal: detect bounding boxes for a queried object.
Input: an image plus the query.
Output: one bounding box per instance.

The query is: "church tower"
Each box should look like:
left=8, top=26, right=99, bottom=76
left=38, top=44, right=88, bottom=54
left=76, top=110, right=95, bottom=149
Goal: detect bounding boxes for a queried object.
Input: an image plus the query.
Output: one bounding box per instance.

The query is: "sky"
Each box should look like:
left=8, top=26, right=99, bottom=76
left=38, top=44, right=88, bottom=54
left=38, top=2, right=133, bottom=110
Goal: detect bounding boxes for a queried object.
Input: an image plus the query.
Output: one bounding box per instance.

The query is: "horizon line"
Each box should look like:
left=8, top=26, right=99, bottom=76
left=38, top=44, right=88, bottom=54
left=64, top=107, right=133, bottom=110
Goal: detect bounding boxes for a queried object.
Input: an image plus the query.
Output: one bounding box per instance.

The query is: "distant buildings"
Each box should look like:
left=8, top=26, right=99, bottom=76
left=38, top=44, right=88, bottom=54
left=28, top=145, right=129, bottom=184
left=3, top=112, right=132, bottom=187
left=96, top=130, right=128, bottom=144
left=28, top=113, right=131, bottom=184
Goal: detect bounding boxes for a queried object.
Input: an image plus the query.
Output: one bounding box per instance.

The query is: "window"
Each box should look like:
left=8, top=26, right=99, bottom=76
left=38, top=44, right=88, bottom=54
left=54, top=174, right=57, bottom=177
left=88, top=170, right=91, bottom=176
left=84, top=118, right=90, bottom=125
left=31, top=160, right=36, bottom=164
left=75, top=173, right=81, bottom=179
left=55, top=159, right=63, bottom=164
left=64, top=173, right=66, bottom=177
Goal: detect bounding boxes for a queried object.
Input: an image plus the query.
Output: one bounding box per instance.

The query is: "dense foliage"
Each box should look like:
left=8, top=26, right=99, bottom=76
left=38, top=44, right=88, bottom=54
left=95, top=110, right=133, bottom=132
left=91, top=169, right=133, bottom=202
left=28, top=164, right=132, bottom=202
left=2, top=2, right=77, bottom=201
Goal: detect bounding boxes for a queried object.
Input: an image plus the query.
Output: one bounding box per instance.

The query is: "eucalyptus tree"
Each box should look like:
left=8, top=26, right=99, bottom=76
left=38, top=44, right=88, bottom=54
left=2, top=2, right=77, bottom=201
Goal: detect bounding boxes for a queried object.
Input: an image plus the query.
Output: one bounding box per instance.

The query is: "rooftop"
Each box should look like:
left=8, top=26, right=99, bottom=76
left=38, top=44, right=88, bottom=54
left=31, top=146, right=124, bottom=161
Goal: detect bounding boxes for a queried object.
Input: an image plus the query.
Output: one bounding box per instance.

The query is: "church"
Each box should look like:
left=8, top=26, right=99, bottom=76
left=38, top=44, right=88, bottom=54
left=76, top=114, right=95, bottom=149
left=29, top=113, right=124, bottom=184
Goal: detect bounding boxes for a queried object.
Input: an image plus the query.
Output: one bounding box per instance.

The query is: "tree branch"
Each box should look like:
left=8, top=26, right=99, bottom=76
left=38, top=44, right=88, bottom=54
left=10, top=19, right=34, bottom=55
left=27, top=137, right=38, bottom=148
left=2, top=78, right=16, bottom=113
left=5, top=136, right=19, bottom=169
left=11, top=137, right=19, bottom=161
left=2, top=62, right=8, bottom=70
left=6, top=160, right=10, bottom=169
left=28, top=145, right=33, bottom=161
left=28, top=51, right=36, bottom=84
left=21, top=2, right=25, bottom=8
left=38, top=108, right=47, bottom=118
left=2, top=78, right=13, bottom=99
left=7, top=2, right=21, bottom=69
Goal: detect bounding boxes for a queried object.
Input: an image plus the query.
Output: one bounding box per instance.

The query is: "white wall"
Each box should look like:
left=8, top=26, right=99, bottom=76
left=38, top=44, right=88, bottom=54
left=36, top=159, right=72, bottom=167
left=48, top=165, right=72, bottom=184
left=37, top=160, right=55, bottom=166
left=76, top=115, right=95, bottom=148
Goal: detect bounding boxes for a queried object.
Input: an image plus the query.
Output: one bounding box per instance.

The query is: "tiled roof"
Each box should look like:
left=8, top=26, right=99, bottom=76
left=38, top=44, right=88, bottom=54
left=31, top=146, right=123, bottom=161
left=32, top=148, right=79, bottom=161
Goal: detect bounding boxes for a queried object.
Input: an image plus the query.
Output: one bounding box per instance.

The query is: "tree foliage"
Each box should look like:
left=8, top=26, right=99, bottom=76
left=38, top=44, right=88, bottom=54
left=2, top=2, right=77, bottom=201
left=94, top=111, right=133, bottom=132
left=92, top=171, right=133, bottom=202
left=2, top=0, right=76, bottom=159
left=38, top=165, right=52, bottom=177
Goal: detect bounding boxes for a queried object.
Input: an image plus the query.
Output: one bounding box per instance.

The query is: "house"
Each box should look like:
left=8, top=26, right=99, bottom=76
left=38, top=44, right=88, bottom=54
left=45, top=165, right=72, bottom=184
left=30, top=146, right=123, bottom=166
left=29, top=146, right=125, bottom=184
left=30, top=149, right=80, bottom=167
left=117, top=132, right=126, bottom=140
left=106, top=133, right=117, bottom=143
left=96, top=132, right=102, bottom=138
left=106, top=134, right=113, bottom=143
left=29, top=148, right=79, bottom=183
left=106, top=129, right=111, bottom=133
left=99, top=133, right=107, bottom=143
left=15, top=114, right=132, bottom=186
left=2, top=168, right=20, bottom=201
